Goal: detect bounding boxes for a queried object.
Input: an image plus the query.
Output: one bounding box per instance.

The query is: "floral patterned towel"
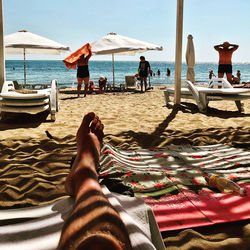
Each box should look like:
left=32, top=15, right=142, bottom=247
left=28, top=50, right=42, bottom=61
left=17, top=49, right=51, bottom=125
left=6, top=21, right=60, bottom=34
left=99, top=143, right=250, bottom=231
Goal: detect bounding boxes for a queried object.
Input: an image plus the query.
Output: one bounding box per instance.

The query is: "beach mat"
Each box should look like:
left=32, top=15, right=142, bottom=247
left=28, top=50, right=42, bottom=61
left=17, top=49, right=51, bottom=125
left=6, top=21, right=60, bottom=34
left=99, top=143, right=250, bottom=232
left=0, top=187, right=164, bottom=250
left=1, top=137, right=250, bottom=248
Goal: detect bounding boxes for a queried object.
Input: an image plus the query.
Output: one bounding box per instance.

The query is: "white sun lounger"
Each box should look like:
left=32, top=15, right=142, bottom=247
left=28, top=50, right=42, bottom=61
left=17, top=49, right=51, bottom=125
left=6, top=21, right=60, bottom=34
left=164, top=78, right=250, bottom=113
left=0, top=79, right=59, bottom=121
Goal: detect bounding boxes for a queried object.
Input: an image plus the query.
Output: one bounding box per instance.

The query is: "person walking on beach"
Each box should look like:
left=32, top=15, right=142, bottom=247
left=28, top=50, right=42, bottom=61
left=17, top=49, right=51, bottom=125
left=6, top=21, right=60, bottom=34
left=57, top=112, right=132, bottom=250
left=214, top=41, right=238, bottom=84
left=138, top=56, right=151, bottom=92
left=76, top=47, right=92, bottom=97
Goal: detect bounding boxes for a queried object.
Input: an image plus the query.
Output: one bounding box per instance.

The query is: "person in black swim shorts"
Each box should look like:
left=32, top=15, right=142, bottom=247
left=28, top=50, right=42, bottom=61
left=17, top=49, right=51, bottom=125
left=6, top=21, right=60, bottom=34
left=138, top=56, right=151, bottom=92
left=76, top=48, right=92, bottom=97
left=214, top=42, right=238, bottom=84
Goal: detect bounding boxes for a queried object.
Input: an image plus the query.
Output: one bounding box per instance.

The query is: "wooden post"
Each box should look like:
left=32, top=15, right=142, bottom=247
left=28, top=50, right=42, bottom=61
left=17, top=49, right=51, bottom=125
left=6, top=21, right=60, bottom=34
left=174, top=0, right=184, bottom=104
left=0, top=0, right=5, bottom=92
left=112, top=53, right=115, bottom=87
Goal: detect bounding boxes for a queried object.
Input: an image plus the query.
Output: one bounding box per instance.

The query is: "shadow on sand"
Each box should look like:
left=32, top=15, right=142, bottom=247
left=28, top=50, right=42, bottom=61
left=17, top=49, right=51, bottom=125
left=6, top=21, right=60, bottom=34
left=0, top=111, right=51, bottom=131
left=105, top=104, right=250, bottom=150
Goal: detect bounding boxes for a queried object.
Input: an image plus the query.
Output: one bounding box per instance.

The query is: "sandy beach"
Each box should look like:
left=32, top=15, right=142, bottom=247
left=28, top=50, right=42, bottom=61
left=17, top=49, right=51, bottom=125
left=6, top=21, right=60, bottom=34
left=1, top=86, right=250, bottom=249
left=1, top=86, right=250, bottom=147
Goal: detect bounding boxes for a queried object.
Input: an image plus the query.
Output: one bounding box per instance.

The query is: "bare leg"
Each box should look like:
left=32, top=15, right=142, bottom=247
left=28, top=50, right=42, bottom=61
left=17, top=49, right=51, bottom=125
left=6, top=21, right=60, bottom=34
left=77, top=78, right=83, bottom=98
left=140, top=78, right=143, bottom=92
left=226, top=73, right=233, bottom=84
left=83, top=76, right=90, bottom=97
left=144, top=77, right=147, bottom=91
left=218, top=73, right=224, bottom=79
left=58, top=112, right=132, bottom=250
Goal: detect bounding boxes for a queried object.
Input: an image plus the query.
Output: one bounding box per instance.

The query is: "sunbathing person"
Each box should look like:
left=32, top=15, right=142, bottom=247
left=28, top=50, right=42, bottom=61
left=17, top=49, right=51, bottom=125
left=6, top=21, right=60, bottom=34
left=57, top=112, right=132, bottom=250
left=98, top=76, right=107, bottom=93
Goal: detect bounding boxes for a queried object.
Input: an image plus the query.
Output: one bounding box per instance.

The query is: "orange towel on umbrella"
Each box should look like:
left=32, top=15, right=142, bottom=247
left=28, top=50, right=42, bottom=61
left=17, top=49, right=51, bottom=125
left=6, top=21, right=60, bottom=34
left=63, top=43, right=92, bottom=69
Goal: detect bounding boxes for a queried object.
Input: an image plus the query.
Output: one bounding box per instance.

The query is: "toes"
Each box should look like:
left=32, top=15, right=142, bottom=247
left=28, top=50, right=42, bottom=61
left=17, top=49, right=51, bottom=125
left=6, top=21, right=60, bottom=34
left=79, top=112, right=96, bottom=132
left=96, top=123, right=104, bottom=142
left=90, top=117, right=104, bottom=141
left=90, top=115, right=99, bottom=132
left=83, top=112, right=96, bottom=127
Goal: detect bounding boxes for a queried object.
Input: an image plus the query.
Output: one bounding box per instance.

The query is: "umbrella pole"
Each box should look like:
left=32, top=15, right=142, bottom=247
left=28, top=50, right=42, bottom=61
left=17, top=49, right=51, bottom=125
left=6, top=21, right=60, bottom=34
left=23, top=48, right=26, bottom=87
left=112, top=53, right=115, bottom=88
left=174, top=0, right=184, bottom=105
left=0, top=0, right=5, bottom=91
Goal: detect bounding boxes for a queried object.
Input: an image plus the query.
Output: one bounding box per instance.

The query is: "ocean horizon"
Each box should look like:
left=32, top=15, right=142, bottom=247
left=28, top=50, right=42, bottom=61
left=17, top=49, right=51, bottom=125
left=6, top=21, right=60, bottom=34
left=5, top=60, right=250, bottom=88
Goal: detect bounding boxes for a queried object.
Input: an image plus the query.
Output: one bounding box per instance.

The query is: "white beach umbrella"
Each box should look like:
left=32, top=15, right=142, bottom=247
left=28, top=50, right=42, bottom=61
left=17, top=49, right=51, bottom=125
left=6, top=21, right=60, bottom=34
left=91, top=32, right=163, bottom=86
left=185, top=34, right=195, bottom=83
left=4, top=30, right=70, bottom=85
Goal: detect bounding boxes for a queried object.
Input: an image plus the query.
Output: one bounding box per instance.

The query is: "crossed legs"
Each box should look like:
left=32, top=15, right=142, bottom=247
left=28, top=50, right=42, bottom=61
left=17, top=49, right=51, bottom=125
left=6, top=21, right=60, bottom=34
left=57, top=112, right=132, bottom=250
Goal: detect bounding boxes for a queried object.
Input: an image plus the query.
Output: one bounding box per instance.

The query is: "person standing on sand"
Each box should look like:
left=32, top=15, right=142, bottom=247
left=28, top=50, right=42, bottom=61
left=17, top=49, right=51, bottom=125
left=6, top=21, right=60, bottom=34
left=237, top=70, right=241, bottom=82
left=76, top=48, right=92, bottom=98
left=214, top=41, right=238, bottom=84
left=57, top=112, right=132, bottom=250
left=138, top=56, right=151, bottom=92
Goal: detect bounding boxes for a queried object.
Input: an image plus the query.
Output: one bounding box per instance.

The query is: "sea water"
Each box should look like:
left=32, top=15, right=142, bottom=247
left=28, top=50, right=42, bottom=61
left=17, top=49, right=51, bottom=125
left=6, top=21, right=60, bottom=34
left=5, top=60, right=250, bottom=88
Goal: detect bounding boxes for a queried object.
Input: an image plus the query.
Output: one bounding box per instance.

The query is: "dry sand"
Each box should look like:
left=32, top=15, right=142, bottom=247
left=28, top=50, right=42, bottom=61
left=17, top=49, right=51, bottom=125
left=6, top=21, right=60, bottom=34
left=1, top=86, right=250, bottom=249
left=0, top=86, right=250, bottom=148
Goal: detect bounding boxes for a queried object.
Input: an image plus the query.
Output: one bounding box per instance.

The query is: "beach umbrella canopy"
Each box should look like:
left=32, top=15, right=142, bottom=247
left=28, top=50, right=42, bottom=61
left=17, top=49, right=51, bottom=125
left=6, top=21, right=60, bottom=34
left=185, top=34, right=195, bottom=83
left=4, top=30, right=70, bottom=85
left=91, top=32, right=163, bottom=86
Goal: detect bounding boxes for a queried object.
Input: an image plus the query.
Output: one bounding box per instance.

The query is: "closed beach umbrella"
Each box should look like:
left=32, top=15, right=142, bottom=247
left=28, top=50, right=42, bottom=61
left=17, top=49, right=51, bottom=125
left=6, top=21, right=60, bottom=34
left=185, top=34, right=195, bottom=83
left=91, top=32, right=163, bottom=86
left=4, top=30, right=70, bottom=85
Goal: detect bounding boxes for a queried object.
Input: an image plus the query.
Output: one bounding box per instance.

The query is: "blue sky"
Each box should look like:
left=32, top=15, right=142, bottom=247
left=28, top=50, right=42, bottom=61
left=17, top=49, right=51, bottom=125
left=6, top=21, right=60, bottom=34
left=3, top=0, right=250, bottom=62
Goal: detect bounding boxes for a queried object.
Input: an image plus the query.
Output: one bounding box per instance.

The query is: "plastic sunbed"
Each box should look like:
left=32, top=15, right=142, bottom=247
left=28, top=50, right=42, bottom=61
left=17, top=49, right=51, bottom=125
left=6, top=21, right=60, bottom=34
left=164, top=78, right=250, bottom=113
left=0, top=80, right=59, bottom=121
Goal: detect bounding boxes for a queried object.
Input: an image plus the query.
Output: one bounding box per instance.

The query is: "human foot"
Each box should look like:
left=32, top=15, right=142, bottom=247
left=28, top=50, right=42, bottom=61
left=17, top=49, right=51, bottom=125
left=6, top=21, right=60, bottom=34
left=65, top=112, right=104, bottom=196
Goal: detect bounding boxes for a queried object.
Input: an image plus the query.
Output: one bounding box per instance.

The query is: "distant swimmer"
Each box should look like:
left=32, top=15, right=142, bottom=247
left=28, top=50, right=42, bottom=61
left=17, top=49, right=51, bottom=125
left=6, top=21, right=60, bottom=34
left=13, top=67, right=15, bottom=70
left=157, top=69, right=160, bottom=75
left=166, top=68, right=170, bottom=76
left=214, top=41, right=238, bottom=84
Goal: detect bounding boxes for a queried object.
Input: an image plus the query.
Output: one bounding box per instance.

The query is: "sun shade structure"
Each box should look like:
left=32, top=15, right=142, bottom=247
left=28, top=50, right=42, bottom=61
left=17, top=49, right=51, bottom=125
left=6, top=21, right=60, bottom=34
left=91, top=32, right=163, bottom=86
left=4, top=30, right=70, bottom=85
left=186, top=34, right=195, bottom=83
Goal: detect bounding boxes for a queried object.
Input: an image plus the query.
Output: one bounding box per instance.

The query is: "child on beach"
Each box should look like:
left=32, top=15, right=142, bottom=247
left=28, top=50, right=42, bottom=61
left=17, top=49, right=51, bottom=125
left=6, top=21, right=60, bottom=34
left=98, top=76, right=107, bottom=94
